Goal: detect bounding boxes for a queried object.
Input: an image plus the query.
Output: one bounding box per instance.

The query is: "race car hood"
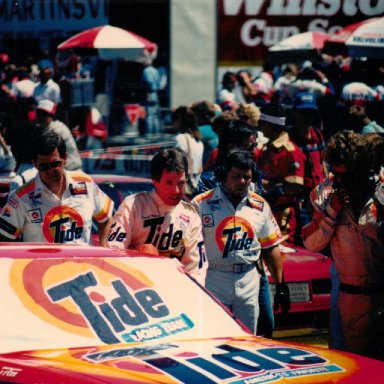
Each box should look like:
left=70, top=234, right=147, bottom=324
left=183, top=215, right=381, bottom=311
left=0, top=336, right=383, bottom=383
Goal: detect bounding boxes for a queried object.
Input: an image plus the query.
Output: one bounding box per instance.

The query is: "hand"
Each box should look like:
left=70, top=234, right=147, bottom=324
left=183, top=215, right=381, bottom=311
left=330, top=189, right=349, bottom=214
left=274, top=283, right=291, bottom=314
left=135, top=244, right=159, bottom=256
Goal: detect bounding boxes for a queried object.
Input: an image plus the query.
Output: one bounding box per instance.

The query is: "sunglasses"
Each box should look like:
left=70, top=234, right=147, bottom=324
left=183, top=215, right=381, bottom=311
left=37, top=160, right=62, bottom=171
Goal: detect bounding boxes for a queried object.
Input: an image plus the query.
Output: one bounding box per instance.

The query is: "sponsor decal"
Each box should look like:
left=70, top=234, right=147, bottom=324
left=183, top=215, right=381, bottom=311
left=143, top=217, right=183, bottom=251
left=69, top=182, right=88, bottom=196
left=3, top=207, right=11, bottom=217
left=203, top=213, right=214, bottom=227
left=28, top=208, right=42, bottom=223
left=84, top=342, right=345, bottom=384
left=123, top=314, right=194, bottom=342
left=11, top=258, right=194, bottom=345
left=0, top=366, right=22, bottom=378
left=216, top=216, right=255, bottom=258
left=179, top=213, right=190, bottom=223
left=8, top=196, right=18, bottom=209
left=208, top=198, right=221, bottom=212
left=28, top=192, right=42, bottom=207
left=107, top=223, right=127, bottom=242
left=250, top=199, right=264, bottom=212
left=42, top=206, right=84, bottom=243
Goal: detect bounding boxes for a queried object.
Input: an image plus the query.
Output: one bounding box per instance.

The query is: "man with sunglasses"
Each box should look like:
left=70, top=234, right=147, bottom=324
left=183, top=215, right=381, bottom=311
left=302, top=130, right=384, bottom=360
left=0, top=130, right=113, bottom=245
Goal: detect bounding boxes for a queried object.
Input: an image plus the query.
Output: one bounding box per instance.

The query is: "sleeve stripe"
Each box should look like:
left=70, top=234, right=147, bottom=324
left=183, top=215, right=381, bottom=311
left=16, top=181, right=35, bottom=198
left=0, top=217, right=21, bottom=238
left=285, top=175, right=304, bottom=184
left=94, top=197, right=113, bottom=222
left=259, top=232, right=282, bottom=248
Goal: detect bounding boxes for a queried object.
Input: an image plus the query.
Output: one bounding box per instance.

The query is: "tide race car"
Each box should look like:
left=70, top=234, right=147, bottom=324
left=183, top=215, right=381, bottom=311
left=0, top=243, right=383, bottom=383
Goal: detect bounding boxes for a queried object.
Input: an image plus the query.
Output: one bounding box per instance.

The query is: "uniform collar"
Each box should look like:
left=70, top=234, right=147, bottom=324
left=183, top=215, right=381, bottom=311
left=35, top=170, right=69, bottom=196
left=216, top=183, right=251, bottom=206
left=151, top=189, right=178, bottom=214
left=271, top=132, right=290, bottom=149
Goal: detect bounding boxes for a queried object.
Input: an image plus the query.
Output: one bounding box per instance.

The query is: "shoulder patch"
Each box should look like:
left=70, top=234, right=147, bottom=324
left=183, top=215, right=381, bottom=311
left=193, top=189, right=215, bottom=204
left=69, top=182, right=88, bottom=195
left=249, top=191, right=266, bottom=202
left=180, top=199, right=199, bottom=214
left=72, top=172, right=93, bottom=183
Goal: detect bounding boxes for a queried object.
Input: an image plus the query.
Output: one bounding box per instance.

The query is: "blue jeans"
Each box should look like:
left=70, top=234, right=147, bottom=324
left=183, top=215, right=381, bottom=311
left=257, top=273, right=274, bottom=338
left=329, top=262, right=344, bottom=349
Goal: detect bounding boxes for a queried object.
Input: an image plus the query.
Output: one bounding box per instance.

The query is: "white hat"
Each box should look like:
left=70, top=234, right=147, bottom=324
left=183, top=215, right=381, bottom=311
left=36, top=99, right=57, bottom=115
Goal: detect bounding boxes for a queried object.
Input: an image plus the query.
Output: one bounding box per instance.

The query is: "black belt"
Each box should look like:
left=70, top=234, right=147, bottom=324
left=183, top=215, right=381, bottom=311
left=208, top=263, right=254, bottom=273
left=339, top=283, right=383, bottom=295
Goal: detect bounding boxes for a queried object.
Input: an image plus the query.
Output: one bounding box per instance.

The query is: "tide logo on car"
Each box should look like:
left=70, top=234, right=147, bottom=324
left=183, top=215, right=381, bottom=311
left=42, top=206, right=84, bottom=243
left=215, top=216, right=255, bottom=258
left=10, top=259, right=172, bottom=345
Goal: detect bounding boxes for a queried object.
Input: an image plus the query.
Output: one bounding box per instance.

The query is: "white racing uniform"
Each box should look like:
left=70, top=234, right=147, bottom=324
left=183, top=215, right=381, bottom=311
left=107, top=190, right=208, bottom=285
left=0, top=171, right=113, bottom=244
left=192, top=186, right=283, bottom=334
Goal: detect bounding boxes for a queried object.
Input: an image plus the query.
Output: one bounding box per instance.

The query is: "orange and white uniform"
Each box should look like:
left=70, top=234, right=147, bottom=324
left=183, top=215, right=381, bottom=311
left=0, top=171, right=113, bottom=244
left=107, top=190, right=208, bottom=285
left=192, top=186, right=283, bottom=334
left=192, top=187, right=283, bottom=265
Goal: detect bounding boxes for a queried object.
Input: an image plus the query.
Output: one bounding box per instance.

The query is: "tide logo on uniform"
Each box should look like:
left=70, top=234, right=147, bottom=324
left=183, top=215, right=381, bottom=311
left=215, top=216, right=255, bottom=258
left=43, top=206, right=84, bottom=243
left=10, top=258, right=170, bottom=345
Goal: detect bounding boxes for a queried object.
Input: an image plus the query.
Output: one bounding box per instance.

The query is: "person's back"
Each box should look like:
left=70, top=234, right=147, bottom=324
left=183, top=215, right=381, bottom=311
left=190, top=100, right=218, bottom=165
left=33, top=65, right=61, bottom=104
left=173, top=106, right=203, bottom=195
left=48, top=119, right=82, bottom=171
left=35, top=99, right=82, bottom=171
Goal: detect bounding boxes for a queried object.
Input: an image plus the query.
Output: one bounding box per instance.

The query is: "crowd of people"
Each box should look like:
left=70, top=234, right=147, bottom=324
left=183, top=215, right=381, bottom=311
left=0, top=50, right=383, bottom=361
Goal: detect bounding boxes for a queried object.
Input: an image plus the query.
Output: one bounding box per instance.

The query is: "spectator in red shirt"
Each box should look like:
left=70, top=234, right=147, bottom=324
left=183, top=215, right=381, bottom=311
left=258, top=103, right=306, bottom=242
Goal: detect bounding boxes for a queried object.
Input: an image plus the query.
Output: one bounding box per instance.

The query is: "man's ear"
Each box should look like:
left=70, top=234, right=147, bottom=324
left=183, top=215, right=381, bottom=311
left=63, top=153, right=68, bottom=163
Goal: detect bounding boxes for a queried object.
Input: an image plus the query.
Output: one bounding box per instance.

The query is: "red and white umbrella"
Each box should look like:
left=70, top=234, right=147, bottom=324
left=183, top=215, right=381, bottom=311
left=323, top=17, right=384, bottom=58
left=268, top=31, right=329, bottom=64
left=57, top=25, right=158, bottom=63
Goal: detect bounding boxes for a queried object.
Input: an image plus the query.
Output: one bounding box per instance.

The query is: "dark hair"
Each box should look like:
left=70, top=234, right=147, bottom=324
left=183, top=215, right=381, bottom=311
left=32, top=129, right=67, bottom=160
left=222, top=71, right=237, bottom=86
left=8, top=122, right=40, bottom=164
left=217, top=119, right=256, bottom=160
left=151, top=148, right=188, bottom=181
left=212, top=111, right=238, bottom=136
left=172, top=106, right=201, bottom=141
left=190, top=100, right=216, bottom=125
left=215, top=150, right=256, bottom=182
left=325, top=130, right=371, bottom=173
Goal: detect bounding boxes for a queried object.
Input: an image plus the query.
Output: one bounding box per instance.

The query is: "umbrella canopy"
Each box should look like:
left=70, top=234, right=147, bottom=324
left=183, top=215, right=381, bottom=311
left=57, top=25, right=158, bottom=63
left=323, top=17, right=384, bottom=59
left=268, top=31, right=329, bottom=64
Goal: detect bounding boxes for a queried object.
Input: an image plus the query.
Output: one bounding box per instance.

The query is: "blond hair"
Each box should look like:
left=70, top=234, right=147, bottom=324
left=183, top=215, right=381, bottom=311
left=237, top=103, right=261, bottom=126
